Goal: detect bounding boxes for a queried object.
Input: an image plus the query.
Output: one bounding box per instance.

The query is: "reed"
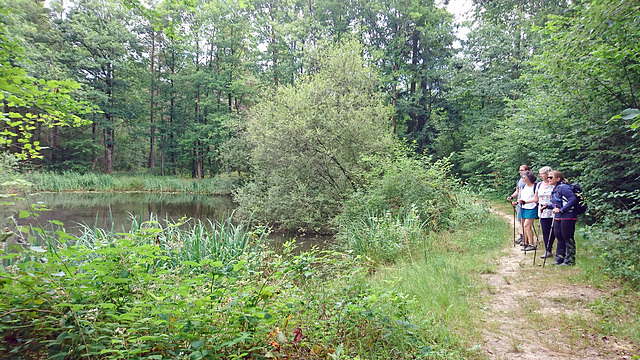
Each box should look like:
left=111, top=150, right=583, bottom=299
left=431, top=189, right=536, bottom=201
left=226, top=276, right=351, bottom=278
left=336, top=206, right=426, bottom=265
left=23, top=171, right=236, bottom=194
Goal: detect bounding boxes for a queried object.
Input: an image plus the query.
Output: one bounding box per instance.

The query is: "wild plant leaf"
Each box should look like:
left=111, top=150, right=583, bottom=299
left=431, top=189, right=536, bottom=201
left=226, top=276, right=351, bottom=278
left=621, top=108, right=640, bottom=120
left=29, top=245, right=47, bottom=253
left=191, top=339, right=205, bottom=349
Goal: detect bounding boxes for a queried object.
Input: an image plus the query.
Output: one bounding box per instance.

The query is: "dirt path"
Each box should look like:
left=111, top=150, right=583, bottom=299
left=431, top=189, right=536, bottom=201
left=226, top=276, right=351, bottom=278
left=481, top=209, right=637, bottom=360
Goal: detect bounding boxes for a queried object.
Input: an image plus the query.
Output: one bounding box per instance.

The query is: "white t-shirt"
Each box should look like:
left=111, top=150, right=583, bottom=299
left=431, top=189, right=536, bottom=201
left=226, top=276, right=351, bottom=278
left=520, top=184, right=537, bottom=209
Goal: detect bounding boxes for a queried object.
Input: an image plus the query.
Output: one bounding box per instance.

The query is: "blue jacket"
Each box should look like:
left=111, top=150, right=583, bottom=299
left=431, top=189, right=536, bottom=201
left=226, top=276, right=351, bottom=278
left=552, top=183, right=578, bottom=219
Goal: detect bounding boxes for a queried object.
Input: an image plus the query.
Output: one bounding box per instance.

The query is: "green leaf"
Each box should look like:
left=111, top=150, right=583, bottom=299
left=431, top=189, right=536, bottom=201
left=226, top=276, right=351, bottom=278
left=18, top=210, right=31, bottom=219
left=621, top=108, right=640, bottom=120
left=191, top=339, right=205, bottom=349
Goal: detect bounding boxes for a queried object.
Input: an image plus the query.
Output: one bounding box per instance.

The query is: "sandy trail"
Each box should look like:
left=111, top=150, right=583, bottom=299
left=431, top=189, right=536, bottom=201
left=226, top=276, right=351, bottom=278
left=481, top=209, right=637, bottom=360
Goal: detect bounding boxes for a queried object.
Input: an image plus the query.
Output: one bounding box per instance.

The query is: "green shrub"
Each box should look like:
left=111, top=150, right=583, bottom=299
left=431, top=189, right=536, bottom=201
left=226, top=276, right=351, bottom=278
left=583, top=218, right=640, bottom=288
left=335, top=148, right=488, bottom=264
left=339, top=149, right=458, bottom=233
left=0, top=217, right=440, bottom=359
left=336, top=206, right=426, bottom=265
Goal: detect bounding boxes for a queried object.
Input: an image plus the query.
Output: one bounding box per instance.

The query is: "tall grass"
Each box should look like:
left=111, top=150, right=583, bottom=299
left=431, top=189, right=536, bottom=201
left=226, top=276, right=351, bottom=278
left=71, top=214, right=266, bottom=269
left=22, top=171, right=238, bottom=194
left=371, top=214, right=511, bottom=358
left=336, top=206, right=426, bottom=265
left=6, top=213, right=266, bottom=271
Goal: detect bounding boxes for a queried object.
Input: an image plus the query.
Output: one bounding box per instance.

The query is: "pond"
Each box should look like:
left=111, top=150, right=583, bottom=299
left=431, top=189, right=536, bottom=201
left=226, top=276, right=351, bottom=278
left=0, top=192, right=333, bottom=250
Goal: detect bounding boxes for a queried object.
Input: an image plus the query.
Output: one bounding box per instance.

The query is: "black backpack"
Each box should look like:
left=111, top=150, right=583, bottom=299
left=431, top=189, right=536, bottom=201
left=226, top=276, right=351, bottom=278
left=560, top=183, right=587, bottom=215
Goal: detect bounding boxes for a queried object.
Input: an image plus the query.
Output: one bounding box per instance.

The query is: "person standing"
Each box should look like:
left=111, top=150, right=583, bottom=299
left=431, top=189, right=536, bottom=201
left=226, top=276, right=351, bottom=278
left=528, top=166, right=555, bottom=259
left=507, top=165, right=530, bottom=244
left=517, top=170, right=539, bottom=251
left=548, top=170, right=578, bottom=266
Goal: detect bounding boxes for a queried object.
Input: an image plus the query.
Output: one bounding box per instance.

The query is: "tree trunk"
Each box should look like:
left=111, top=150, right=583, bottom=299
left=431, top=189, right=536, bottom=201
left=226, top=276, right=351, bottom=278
left=149, top=29, right=156, bottom=169
left=104, top=126, right=114, bottom=173
left=50, top=125, right=58, bottom=165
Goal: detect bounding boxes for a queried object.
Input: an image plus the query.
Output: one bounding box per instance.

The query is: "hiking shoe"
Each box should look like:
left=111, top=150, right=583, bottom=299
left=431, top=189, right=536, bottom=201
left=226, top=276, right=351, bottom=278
left=540, top=251, right=553, bottom=259
left=522, top=245, right=536, bottom=252
left=552, top=258, right=564, bottom=265
left=560, top=261, right=575, bottom=266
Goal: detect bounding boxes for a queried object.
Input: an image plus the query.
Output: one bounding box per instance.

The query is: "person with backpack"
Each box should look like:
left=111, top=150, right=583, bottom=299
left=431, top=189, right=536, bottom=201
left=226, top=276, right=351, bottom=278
left=516, top=170, right=539, bottom=252
left=548, top=170, right=578, bottom=266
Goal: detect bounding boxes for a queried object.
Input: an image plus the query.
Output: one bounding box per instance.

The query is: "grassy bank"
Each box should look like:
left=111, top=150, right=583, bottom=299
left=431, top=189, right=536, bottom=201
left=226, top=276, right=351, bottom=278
left=370, top=214, right=511, bottom=358
left=20, top=171, right=239, bottom=194
left=0, top=197, right=511, bottom=359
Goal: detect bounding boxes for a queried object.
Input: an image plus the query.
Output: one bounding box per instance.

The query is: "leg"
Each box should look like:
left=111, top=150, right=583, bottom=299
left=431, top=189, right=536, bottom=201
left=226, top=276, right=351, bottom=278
left=516, top=204, right=524, bottom=243
left=540, top=218, right=555, bottom=253
left=523, top=218, right=534, bottom=246
left=553, top=219, right=565, bottom=264
left=561, top=220, right=577, bottom=265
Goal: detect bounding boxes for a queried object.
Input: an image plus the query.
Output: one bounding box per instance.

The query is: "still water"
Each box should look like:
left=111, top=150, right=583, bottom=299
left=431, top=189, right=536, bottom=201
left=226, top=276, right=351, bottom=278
left=0, top=192, right=332, bottom=250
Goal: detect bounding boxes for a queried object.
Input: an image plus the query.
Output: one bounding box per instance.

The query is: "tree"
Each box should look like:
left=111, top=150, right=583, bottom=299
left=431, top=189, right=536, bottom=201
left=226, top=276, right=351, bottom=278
left=56, top=0, right=144, bottom=173
left=0, top=10, right=93, bottom=161
left=521, top=0, right=640, bottom=218
left=353, top=0, right=456, bottom=152
left=235, top=40, right=394, bottom=231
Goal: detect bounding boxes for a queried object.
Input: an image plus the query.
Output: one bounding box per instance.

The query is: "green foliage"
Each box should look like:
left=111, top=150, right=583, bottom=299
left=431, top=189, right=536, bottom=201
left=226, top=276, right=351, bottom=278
left=0, top=216, right=436, bottom=359
left=339, top=145, right=458, bottom=232
left=235, top=40, right=394, bottom=232
left=0, top=14, right=94, bottom=160
left=335, top=145, right=487, bottom=265
left=337, top=206, right=426, bottom=265
left=583, top=221, right=640, bottom=288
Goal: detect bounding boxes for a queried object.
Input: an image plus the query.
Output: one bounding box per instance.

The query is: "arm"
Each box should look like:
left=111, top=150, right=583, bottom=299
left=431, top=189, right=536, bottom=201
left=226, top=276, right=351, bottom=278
left=558, top=184, right=578, bottom=212
left=508, top=188, right=519, bottom=201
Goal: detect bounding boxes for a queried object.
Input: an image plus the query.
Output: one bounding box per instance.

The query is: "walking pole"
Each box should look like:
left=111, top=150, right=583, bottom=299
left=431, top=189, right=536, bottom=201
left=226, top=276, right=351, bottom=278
left=543, top=217, right=555, bottom=268
left=532, top=219, right=539, bottom=265
left=512, top=203, right=517, bottom=247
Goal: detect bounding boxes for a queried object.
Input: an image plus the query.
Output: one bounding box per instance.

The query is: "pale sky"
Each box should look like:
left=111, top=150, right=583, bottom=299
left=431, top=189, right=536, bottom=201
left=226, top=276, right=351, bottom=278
left=443, top=0, right=474, bottom=43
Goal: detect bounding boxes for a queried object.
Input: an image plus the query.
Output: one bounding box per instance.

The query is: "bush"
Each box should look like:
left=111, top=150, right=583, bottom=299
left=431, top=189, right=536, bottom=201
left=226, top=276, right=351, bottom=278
left=583, top=217, right=640, bottom=288
left=335, top=147, right=487, bottom=264
left=338, top=149, right=458, bottom=232
left=0, top=217, right=438, bottom=359
left=336, top=206, right=426, bottom=265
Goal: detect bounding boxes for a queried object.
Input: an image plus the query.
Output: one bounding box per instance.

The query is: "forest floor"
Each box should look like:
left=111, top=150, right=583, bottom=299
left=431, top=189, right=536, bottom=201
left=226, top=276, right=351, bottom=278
left=480, top=209, right=639, bottom=360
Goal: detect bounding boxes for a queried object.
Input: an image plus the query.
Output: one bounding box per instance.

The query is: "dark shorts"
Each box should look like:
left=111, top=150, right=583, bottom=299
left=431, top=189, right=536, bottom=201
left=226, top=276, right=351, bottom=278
left=521, top=208, right=539, bottom=219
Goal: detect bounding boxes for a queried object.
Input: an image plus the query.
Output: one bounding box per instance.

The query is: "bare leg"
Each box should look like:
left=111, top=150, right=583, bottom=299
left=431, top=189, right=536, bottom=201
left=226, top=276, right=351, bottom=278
left=524, top=218, right=535, bottom=246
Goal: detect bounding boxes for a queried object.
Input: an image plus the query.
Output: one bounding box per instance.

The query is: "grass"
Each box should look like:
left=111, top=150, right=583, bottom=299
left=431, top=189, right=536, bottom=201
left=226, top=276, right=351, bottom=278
left=370, top=214, right=512, bottom=359
left=21, top=171, right=240, bottom=194
left=487, top=200, right=640, bottom=355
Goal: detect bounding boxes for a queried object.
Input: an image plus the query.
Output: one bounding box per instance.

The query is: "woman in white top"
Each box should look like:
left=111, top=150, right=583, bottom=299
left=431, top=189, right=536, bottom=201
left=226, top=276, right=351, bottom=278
left=518, top=170, right=539, bottom=251
left=528, top=166, right=555, bottom=259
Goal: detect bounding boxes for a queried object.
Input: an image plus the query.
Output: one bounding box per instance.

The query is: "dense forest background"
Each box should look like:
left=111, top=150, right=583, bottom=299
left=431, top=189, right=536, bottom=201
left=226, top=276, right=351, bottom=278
left=1, top=0, right=639, bottom=229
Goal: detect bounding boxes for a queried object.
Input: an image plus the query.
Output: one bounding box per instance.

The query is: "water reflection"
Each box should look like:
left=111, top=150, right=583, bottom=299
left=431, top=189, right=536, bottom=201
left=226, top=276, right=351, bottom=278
left=0, top=192, right=236, bottom=235
left=0, top=192, right=333, bottom=251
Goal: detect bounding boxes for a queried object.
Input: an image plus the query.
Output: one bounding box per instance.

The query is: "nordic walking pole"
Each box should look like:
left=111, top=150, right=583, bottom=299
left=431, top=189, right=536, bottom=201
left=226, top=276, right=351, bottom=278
left=512, top=202, right=517, bottom=247
left=532, top=218, right=539, bottom=265
left=543, top=216, right=555, bottom=268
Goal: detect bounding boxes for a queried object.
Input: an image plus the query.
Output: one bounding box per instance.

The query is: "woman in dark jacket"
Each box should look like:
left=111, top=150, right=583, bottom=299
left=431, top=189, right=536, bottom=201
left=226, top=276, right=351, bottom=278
left=548, top=170, right=578, bottom=266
